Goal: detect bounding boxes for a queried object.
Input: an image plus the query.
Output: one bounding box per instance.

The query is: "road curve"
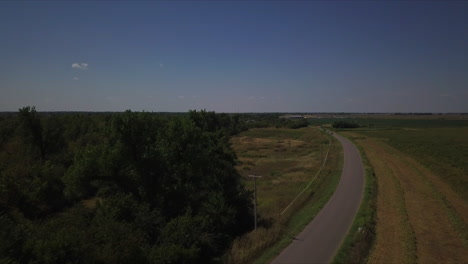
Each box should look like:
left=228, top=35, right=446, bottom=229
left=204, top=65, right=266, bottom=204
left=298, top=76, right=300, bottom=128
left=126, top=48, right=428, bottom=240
left=271, top=132, right=365, bottom=264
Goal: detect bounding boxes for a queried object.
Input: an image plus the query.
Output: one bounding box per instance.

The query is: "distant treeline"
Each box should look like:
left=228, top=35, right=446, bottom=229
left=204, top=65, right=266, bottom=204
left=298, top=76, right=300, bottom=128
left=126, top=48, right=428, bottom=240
left=235, top=113, right=309, bottom=129
left=332, top=121, right=360, bottom=129
left=394, top=112, right=435, bottom=115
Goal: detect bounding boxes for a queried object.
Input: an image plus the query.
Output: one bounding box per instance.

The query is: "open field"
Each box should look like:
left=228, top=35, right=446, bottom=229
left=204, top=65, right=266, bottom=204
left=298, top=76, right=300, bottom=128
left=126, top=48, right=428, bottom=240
left=307, top=114, right=468, bottom=127
left=232, top=127, right=329, bottom=217
left=339, top=120, right=468, bottom=263
left=226, top=126, right=343, bottom=263
left=355, top=127, right=468, bottom=200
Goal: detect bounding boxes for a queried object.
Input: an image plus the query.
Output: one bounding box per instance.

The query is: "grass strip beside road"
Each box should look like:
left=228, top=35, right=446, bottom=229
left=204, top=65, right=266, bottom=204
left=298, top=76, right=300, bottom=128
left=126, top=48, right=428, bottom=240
left=332, top=131, right=377, bottom=264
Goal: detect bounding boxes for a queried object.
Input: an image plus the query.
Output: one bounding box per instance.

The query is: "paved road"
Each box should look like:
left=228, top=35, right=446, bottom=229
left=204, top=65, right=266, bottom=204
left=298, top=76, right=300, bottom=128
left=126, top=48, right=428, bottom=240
left=271, top=132, right=365, bottom=264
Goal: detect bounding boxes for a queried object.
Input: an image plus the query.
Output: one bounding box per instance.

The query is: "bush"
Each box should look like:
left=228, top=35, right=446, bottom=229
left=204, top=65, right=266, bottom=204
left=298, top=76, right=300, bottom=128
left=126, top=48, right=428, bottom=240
left=332, top=121, right=360, bottom=129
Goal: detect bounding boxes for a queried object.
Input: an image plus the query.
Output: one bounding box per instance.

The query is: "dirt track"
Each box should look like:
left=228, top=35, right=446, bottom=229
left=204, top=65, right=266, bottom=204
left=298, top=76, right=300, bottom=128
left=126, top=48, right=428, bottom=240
left=271, top=133, right=364, bottom=264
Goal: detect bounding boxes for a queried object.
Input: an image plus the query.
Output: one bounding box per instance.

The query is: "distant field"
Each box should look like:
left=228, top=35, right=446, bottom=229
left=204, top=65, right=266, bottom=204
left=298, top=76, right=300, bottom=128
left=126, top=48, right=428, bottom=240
left=338, top=118, right=468, bottom=263
left=226, top=126, right=342, bottom=263
left=309, top=116, right=468, bottom=128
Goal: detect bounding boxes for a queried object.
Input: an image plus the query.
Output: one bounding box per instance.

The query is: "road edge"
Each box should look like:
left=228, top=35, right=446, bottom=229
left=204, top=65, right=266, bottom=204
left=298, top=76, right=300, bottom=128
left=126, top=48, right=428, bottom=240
left=331, top=131, right=377, bottom=264
left=269, top=130, right=366, bottom=264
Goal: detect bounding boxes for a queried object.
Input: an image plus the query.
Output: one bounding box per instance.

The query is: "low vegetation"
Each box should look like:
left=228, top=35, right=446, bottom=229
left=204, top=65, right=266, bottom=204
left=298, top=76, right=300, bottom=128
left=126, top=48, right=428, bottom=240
left=226, top=127, right=342, bottom=263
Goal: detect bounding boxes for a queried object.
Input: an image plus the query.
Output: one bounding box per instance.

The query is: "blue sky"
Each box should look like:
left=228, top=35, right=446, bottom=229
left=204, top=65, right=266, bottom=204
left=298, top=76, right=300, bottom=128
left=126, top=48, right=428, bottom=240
left=1, top=1, right=467, bottom=112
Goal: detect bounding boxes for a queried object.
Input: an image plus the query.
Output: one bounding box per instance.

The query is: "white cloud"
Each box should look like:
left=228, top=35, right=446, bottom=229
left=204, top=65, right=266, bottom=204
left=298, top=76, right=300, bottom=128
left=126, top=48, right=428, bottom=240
left=248, top=96, right=255, bottom=101
left=178, top=95, right=185, bottom=100
left=72, top=63, right=88, bottom=70
left=160, top=63, right=164, bottom=68
left=73, top=77, right=79, bottom=81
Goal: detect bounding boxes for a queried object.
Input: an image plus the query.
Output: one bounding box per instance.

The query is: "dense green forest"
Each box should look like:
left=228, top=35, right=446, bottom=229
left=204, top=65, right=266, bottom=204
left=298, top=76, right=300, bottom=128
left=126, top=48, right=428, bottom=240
left=0, top=108, right=311, bottom=263
left=0, top=107, right=253, bottom=263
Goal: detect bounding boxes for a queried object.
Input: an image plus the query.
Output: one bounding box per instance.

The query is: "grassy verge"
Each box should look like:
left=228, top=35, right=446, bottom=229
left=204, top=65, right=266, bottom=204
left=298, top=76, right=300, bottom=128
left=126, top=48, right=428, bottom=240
left=332, top=131, right=377, bottom=264
left=225, top=127, right=343, bottom=263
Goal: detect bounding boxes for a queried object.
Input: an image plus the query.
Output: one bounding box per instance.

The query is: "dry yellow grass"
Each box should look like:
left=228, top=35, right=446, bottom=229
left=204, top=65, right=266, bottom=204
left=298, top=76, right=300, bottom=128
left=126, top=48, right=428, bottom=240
left=364, top=146, right=413, bottom=264
left=226, top=127, right=339, bottom=263
left=343, top=132, right=468, bottom=263
left=230, top=127, right=326, bottom=219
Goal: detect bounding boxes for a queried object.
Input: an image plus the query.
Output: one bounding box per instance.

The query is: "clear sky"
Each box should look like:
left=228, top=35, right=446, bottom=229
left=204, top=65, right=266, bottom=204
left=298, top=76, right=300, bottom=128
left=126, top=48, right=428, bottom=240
left=1, top=1, right=467, bottom=112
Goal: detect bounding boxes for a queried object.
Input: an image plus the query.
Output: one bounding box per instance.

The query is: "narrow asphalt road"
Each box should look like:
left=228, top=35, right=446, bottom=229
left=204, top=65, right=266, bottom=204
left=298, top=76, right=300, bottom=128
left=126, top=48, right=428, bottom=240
left=271, top=132, right=365, bottom=264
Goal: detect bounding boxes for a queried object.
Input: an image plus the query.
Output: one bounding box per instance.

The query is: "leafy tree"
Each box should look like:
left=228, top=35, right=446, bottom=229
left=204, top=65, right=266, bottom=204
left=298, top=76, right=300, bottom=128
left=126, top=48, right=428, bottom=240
left=0, top=213, right=26, bottom=263
left=0, top=116, right=15, bottom=148
left=18, top=106, right=44, bottom=160
left=17, top=106, right=65, bottom=161
left=63, top=145, right=102, bottom=201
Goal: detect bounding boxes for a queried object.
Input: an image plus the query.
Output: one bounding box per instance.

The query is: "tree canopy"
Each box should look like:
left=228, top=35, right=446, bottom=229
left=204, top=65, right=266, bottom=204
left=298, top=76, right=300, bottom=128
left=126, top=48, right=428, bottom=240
left=0, top=108, right=253, bottom=263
